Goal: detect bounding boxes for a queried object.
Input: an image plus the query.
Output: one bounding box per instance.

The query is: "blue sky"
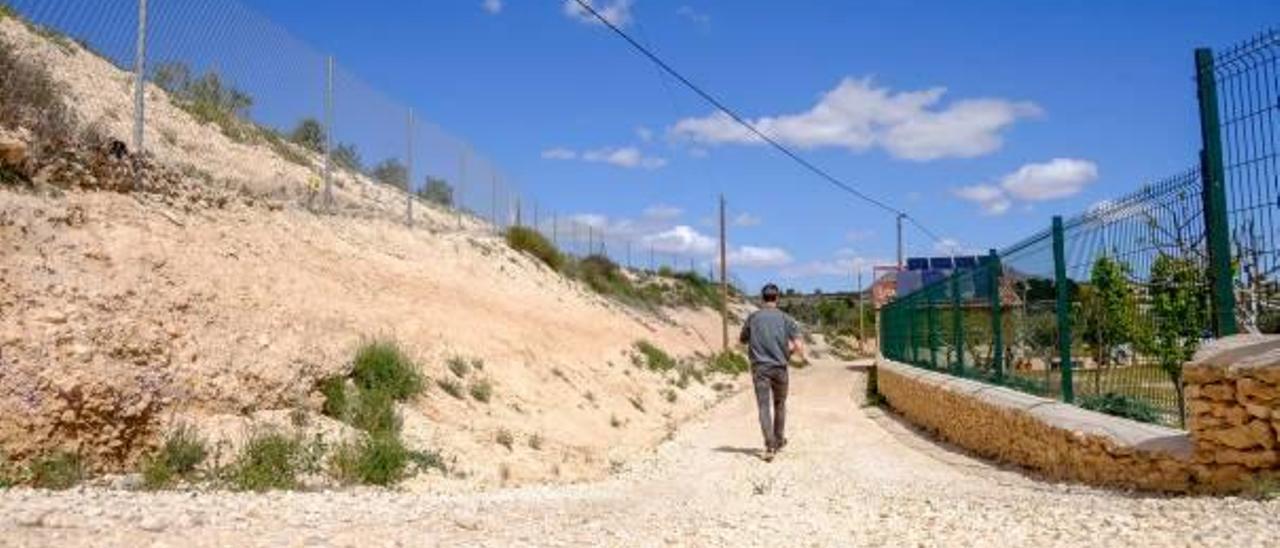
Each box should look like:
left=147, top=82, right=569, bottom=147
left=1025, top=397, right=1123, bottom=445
left=19, top=0, right=1279, bottom=291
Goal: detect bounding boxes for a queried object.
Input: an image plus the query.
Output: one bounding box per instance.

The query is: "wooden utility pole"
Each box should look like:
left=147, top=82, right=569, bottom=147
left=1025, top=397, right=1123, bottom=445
left=719, top=194, right=729, bottom=353
left=858, top=268, right=866, bottom=353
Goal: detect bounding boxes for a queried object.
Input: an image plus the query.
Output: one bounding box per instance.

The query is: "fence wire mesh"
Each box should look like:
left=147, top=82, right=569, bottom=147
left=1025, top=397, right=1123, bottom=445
left=2, top=0, right=730, bottom=283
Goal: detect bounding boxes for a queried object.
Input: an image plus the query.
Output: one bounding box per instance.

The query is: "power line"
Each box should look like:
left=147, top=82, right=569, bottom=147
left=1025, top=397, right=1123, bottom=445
left=571, top=0, right=945, bottom=245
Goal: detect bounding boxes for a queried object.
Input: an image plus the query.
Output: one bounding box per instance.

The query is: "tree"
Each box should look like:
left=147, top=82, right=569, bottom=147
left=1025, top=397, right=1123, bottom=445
left=1080, top=255, right=1137, bottom=367
left=332, top=143, right=362, bottom=172
left=370, top=159, right=408, bottom=190
left=289, top=118, right=325, bottom=154
left=1137, top=254, right=1208, bottom=426
left=416, top=177, right=453, bottom=207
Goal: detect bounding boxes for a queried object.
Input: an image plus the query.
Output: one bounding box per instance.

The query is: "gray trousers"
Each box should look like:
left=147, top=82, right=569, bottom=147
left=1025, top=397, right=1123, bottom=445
left=752, top=365, right=789, bottom=450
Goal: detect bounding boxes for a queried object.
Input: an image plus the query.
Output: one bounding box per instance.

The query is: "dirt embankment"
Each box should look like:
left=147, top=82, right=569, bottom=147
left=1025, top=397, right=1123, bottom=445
left=0, top=15, right=744, bottom=487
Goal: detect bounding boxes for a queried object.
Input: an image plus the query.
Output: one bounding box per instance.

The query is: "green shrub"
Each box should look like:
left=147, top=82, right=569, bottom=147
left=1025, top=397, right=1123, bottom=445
left=495, top=429, right=514, bottom=450
left=0, top=37, right=75, bottom=153
left=408, top=448, right=446, bottom=474
left=634, top=341, right=676, bottom=372
left=0, top=4, right=15, bottom=20
left=318, top=376, right=348, bottom=419
left=352, top=341, right=422, bottom=400
left=230, top=431, right=304, bottom=492
left=505, top=226, right=564, bottom=271
left=570, top=255, right=635, bottom=297
left=469, top=379, right=493, bottom=403
left=707, top=351, right=749, bottom=375
left=29, top=451, right=82, bottom=490
left=350, top=388, right=400, bottom=435
left=289, top=117, right=325, bottom=154
left=330, top=433, right=409, bottom=486
left=1079, top=392, right=1160, bottom=424
left=141, top=426, right=207, bottom=490
left=437, top=378, right=464, bottom=399
left=447, top=356, right=471, bottom=378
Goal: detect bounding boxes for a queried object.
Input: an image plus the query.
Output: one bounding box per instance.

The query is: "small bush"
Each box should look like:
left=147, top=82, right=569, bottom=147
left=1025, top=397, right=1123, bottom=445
left=318, top=376, right=348, bottom=419
left=230, top=431, right=303, bottom=492
left=634, top=341, right=676, bottom=372
left=662, top=388, right=678, bottom=404
left=569, top=255, right=636, bottom=298
left=495, top=429, right=514, bottom=450
left=29, top=451, right=82, bottom=490
left=141, top=426, right=207, bottom=490
left=863, top=366, right=885, bottom=407
left=289, top=117, right=325, bottom=154
left=352, top=341, right=423, bottom=401
left=330, top=434, right=409, bottom=487
left=437, top=378, right=464, bottom=399
left=1079, top=392, right=1160, bottom=424
left=707, top=351, right=749, bottom=375
left=528, top=434, right=544, bottom=451
left=469, top=379, right=493, bottom=403
left=609, top=415, right=622, bottom=428
left=447, top=356, right=471, bottom=378
left=505, top=226, right=564, bottom=270
left=628, top=395, right=646, bottom=413
left=350, top=388, right=400, bottom=435
left=471, top=358, right=485, bottom=371
left=0, top=38, right=75, bottom=155
left=408, top=448, right=446, bottom=474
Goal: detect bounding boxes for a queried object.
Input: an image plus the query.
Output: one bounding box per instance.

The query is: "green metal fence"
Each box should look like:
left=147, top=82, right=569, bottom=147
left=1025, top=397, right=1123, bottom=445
left=881, top=29, right=1280, bottom=429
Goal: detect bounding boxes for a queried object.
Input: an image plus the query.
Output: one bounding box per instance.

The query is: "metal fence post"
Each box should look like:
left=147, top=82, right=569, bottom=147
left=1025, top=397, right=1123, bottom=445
left=1194, top=47, right=1238, bottom=337
left=950, top=272, right=963, bottom=374
left=324, top=55, right=333, bottom=211
left=1052, top=216, right=1074, bottom=403
left=928, top=284, right=939, bottom=369
left=132, top=0, right=148, bottom=154
left=989, top=249, right=1004, bottom=380
left=406, top=108, right=414, bottom=228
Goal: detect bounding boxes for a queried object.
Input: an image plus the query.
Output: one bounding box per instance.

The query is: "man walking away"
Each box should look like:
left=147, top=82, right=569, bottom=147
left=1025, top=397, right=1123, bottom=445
left=739, top=283, right=804, bottom=461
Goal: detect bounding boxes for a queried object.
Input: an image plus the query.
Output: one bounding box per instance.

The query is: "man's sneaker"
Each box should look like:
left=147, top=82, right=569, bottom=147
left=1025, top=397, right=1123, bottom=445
left=776, top=438, right=788, bottom=452
left=761, top=448, right=776, bottom=462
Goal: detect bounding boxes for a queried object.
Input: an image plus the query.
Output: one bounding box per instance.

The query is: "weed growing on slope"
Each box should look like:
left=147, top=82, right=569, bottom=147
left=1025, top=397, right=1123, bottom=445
left=505, top=226, right=564, bottom=270
left=437, top=377, right=464, bottom=399
left=229, top=431, right=305, bottom=492
left=707, top=351, right=749, bottom=375
left=30, top=451, right=82, bottom=490
left=352, top=340, right=423, bottom=400
left=469, top=379, right=494, bottom=403
left=528, top=434, right=544, bottom=451
left=447, top=356, right=471, bottom=378
left=663, top=388, right=678, bottom=404
left=495, top=429, right=514, bottom=451
left=633, top=341, right=676, bottom=372
left=141, top=426, right=208, bottom=490
left=330, top=433, right=410, bottom=487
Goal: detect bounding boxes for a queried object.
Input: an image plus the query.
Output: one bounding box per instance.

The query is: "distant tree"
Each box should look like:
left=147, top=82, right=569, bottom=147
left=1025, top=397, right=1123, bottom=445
left=416, top=177, right=453, bottom=207
left=370, top=159, right=408, bottom=190
left=1080, top=255, right=1137, bottom=367
left=1137, top=254, right=1208, bottom=425
left=332, top=143, right=362, bottom=172
left=289, top=118, right=325, bottom=154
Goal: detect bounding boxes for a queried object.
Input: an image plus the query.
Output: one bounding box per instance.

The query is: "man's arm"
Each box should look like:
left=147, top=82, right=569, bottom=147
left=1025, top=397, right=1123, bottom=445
left=786, top=317, right=805, bottom=359
left=738, top=318, right=751, bottom=345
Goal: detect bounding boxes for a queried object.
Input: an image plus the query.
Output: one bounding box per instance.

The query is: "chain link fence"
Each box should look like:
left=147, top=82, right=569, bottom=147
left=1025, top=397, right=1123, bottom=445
left=3, top=0, right=730, bottom=282
left=882, top=29, right=1280, bottom=429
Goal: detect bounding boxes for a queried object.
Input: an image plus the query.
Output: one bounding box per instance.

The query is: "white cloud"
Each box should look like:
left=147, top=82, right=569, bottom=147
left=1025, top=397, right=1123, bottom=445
left=954, top=158, right=1098, bottom=215
left=541, top=147, right=577, bottom=160
left=643, top=225, right=717, bottom=255
left=781, top=253, right=886, bottom=279
left=582, top=146, right=667, bottom=169
left=563, top=0, right=633, bottom=27
left=569, top=213, right=609, bottom=229
left=952, top=184, right=1012, bottom=215
left=676, top=5, right=710, bottom=24
left=482, top=0, right=503, bottom=14
left=643, top=204, right=683, bottom=220
left=670, top=77, right=1039, bottom=161
left=542, top=146, right=666, bottom=169
left=732, top=212, right=762, bottom=227
left=728, top=246, right=792, bottom=268
left=635, top=126, right=654, bottom=142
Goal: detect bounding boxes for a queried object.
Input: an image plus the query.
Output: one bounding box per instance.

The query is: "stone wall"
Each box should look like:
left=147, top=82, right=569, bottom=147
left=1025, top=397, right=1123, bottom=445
left=1183, top=335, right=1280, bottom=491
left=878, top=335, right=1280, bottom=492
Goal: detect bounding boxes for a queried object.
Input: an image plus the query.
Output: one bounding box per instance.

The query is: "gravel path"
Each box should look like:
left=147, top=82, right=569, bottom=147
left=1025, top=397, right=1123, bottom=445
left=3, top=359, right=1278, bottom=547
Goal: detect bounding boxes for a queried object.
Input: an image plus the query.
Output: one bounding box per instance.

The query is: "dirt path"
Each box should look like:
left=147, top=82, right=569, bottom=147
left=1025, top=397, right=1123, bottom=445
left=3, top=358, right=1278, bottom=547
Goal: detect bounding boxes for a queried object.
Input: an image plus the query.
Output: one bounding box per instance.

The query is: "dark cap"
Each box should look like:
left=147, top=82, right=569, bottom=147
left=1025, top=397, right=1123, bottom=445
left=761, top=283, right=781, bottom=302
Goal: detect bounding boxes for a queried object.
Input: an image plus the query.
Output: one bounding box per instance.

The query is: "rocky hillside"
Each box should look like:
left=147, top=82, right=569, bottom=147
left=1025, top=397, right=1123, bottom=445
left=0, top=14, right=747, bottom=488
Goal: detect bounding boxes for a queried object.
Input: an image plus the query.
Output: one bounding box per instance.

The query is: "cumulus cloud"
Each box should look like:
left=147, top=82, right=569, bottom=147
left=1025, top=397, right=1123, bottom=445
left=676, top=5, right=710, bottom=24
left=731, top=212, right=762, bottom=227
left=643, top=225, right=717, bottom=255
left=563, top=0, right=633, bottom=27
left=728, top=246, right=792, bottom=268
left=670, top=77, right=1039, bottom=161
left=541, top=147, right=577, bottom=160
left=482, top=0, right=503, bottom=14
left=953, top=158, right=1098, bottom=216
left=540, top=146, right=666, bottom=169
left=635, top=126, right=654, bottom=142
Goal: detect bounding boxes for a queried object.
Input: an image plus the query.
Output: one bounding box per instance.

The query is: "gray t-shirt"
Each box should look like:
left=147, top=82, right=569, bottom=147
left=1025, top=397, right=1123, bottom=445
left=739, top=308, right=801, bottom=368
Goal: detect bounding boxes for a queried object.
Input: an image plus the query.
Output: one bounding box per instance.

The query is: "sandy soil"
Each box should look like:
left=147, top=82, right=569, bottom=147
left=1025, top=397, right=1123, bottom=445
left=3, top=359, right=1277, bottom=547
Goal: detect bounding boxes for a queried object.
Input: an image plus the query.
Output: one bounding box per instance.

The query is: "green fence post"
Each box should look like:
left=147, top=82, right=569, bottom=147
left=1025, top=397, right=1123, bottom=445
left=951, top=273, right=963, bottom=375
left=1194, top=47, right=1238, bottom=337
left=909, top=293, right=920, bottom=365
left=928, top=285, right=939, bottom=369
left=988, top=249, right=1004, bottom=381
left=1052, top=216, right=1074, bottom=403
